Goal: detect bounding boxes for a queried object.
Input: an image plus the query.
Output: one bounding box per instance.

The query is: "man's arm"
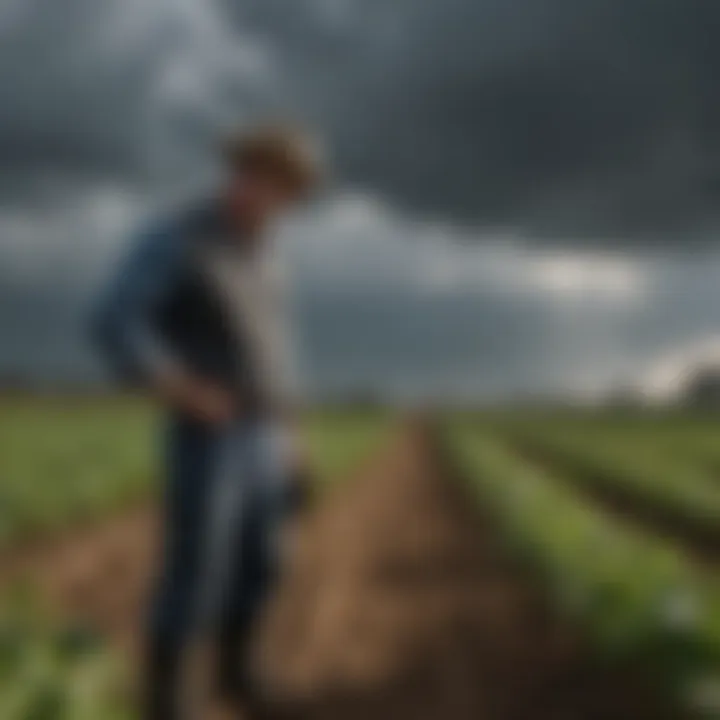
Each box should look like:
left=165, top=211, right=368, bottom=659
left=91, top=220, right=233, bottom=424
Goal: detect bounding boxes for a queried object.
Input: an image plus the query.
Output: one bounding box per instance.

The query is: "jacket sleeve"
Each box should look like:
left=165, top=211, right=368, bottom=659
left=90, top=219, right=185, bottom=384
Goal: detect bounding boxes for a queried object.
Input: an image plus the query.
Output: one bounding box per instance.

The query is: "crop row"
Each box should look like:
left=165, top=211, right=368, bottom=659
left=444, top=422, right=720, bottom=717
left=0, top=398, right=390, bottom=546
left=501, top=424, right=720, bottom=541
left=0, top=401, right=392, bottom=719
left=0, top=588, right=131, bottom=720
left=487, top=411, right=720, bottom=480
left=0, top=399, right=155, bottom=545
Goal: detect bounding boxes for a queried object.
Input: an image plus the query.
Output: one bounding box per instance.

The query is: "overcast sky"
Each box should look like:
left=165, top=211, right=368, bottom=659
left=1, top=0, right=719, bottom=399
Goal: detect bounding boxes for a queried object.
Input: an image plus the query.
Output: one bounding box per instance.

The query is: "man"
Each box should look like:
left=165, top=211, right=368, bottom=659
left=92, top=125, right=321, bottom=719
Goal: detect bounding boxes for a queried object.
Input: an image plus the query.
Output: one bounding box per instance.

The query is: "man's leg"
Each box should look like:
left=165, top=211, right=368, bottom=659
left=144, top=418, right=218, bottom=719
left=215, top=424, right=289, bottom=706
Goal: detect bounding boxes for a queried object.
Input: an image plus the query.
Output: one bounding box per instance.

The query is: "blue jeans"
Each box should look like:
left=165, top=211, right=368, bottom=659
left=149, top=416, right=290, bottom=677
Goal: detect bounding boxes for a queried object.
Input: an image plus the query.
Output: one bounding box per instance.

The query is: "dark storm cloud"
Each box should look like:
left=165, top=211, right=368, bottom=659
left=226, top=0, right=720, bottom=238
left=0, top=0, right=272, bottom=193
left=2, top=0, right=720, bottom=394
left=1, top=0, right=717, bottom=237
left=0, top=2, right=157, bottom=179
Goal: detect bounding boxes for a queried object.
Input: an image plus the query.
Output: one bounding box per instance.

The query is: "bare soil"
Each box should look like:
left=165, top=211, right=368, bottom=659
left=0, top=426, right=673, bottom=719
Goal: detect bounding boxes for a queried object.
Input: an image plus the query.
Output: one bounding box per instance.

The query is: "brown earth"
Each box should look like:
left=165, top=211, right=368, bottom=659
left=0, top=425, right=672, bottom=719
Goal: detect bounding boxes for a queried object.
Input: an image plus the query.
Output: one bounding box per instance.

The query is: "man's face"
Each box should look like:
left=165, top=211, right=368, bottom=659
left=226, top=168, right=295, bottom=231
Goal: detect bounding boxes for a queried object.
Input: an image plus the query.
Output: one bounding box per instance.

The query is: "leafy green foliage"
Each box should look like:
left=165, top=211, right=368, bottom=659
left=0, top=397, right=155, bottom=545
left=0, top=589, right=131, bottom=720
left=507, top=425, right=720, bottom=533
left=444, top=420, right=720, bottom=717
left=0, top=397, right=390, bottom=545
left=0, top=396, right=391, bottom=719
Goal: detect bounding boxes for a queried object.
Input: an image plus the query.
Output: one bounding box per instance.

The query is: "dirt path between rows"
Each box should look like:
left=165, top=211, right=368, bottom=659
left=1, top=425, right=671, bottom=719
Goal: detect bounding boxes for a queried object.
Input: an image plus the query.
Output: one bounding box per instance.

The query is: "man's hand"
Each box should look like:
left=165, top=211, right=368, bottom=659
left=156, top=370, right=235, bottom=425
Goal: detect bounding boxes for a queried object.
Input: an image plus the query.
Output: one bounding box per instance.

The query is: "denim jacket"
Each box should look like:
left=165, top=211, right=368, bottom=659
left=91, top=204, right=271, bottom=412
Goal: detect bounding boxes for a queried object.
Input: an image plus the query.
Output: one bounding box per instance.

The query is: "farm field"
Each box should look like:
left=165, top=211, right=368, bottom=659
left=1, top=400, right=720, bottom=718
left=0, top=396, right=390, bottom=720
left=0, top=397, right=389, bottom=547
left=444, top=411, right=720, bottom=718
